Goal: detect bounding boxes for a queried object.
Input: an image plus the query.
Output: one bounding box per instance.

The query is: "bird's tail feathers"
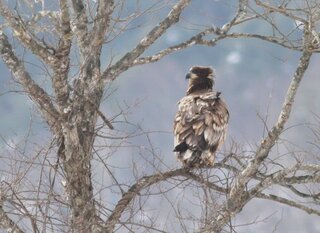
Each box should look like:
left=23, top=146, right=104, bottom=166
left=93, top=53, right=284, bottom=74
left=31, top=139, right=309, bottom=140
left=177, top=149, right=215, bottom=168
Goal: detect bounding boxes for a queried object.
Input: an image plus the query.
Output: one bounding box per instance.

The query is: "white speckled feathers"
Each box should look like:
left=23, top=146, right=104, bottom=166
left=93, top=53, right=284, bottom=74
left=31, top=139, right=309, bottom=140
left=174, top=86, right=229, bottom=168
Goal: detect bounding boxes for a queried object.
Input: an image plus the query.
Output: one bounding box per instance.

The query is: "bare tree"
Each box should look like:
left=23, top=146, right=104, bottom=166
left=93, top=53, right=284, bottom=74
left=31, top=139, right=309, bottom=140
left=0, top=0, right=319, bottom=232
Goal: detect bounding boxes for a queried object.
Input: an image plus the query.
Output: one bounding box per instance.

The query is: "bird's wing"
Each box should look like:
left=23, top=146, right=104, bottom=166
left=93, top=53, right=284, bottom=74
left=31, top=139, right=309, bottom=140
left=174, top=92, right=229, bottom=152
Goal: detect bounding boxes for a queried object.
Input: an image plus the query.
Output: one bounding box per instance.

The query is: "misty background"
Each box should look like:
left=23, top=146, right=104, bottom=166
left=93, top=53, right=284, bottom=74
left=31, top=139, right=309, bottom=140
left=0, top=0, right=320, bottom=232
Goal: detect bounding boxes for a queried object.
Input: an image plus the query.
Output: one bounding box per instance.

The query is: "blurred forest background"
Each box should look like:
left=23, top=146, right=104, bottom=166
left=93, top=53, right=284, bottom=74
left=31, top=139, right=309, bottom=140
left=0, top=0, right=320, bottom=232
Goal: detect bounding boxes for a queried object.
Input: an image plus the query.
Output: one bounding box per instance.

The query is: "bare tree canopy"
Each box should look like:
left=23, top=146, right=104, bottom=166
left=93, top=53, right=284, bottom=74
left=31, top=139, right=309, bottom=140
left=0, top=0, right=319, bottom=232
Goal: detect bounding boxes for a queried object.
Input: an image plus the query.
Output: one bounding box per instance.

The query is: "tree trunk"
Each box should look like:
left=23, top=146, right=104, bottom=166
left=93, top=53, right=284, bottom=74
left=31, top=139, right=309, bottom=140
left=59, top=85, right=103, bottom=232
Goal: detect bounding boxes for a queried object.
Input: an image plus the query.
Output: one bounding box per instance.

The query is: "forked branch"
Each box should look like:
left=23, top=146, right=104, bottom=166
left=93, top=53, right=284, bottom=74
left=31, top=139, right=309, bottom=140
left=199, top=37, right=313, bottom=233
left=0, top=196, right=24, bottom=233
left=0, top=31, right=60, bottom=134
left=102, top=0, right=192, bottom=82
left=0, top=0, right=56, bottom=65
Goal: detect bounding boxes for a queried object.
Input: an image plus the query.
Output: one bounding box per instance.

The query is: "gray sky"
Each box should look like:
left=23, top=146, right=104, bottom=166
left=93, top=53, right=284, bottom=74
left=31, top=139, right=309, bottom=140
left=0, top=0, right=320, bottom=232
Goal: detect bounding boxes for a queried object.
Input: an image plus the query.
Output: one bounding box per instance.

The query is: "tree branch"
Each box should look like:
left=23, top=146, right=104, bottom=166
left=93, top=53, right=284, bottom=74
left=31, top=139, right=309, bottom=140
left=105, top=168, right=185, bottom=232
left=0, top=30, right=60, bottom=134
left=71, top=0, right=89, bottom=61
left=200, top=35, right=313, bottom=232
left=132, top=27, right=225, bottom=66
left=0, top=0, right=56, bottom=65
left=0, top=188, right=25, bottom=233
left=256, top=193, right=320, bottom=216
left=104, top=167, right=228, bottom=232
left=102, top=0, right=191, bottom=82
left=51, top=0, right=72, bottom=108
left=0, top=205, right=25, bottom=233
left=128, top=1, right=320, bottom=69
left=255, top=0, right=309, bottom=23
left=228, top=48, right=312, bottom=204
left=91, top=0, right=114, bottom=52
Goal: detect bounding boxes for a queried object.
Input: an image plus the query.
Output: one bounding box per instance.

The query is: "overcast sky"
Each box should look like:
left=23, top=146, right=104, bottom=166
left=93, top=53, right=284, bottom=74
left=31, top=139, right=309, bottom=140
left=0, top=1, right=320, bottom=232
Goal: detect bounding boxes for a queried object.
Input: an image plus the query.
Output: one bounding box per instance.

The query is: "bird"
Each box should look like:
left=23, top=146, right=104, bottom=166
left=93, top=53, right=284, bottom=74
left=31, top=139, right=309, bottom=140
left=173, top=66, right=229, bottom=168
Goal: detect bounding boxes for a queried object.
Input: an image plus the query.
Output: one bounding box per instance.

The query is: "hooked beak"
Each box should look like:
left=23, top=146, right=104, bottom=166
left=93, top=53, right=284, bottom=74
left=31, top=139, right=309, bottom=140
left=185, top=73, right=191, bottom=79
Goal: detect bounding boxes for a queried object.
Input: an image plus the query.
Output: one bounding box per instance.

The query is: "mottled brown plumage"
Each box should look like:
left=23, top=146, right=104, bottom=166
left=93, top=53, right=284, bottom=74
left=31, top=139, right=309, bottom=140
left=173, top=66, right=229, bottom=168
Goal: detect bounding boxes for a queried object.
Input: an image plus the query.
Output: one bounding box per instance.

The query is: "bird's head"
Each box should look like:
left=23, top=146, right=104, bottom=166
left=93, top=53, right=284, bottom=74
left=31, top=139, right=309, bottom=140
left=186, top=66, right=215, bottom=95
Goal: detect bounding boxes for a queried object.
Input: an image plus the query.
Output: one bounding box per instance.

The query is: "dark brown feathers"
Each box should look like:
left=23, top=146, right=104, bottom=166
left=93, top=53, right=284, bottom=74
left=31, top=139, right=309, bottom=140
left=186, top=78, right=213, bottom=95
left=186, top=66, right=215, bottom=95
left=174, top=66, right=229, bottom=168
left=189, top=66, right=213, bottom=77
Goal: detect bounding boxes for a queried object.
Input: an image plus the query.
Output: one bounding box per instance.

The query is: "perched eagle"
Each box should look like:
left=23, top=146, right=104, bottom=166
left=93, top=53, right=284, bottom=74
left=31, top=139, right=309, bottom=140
left=173, top=66, right=229, bottom=168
